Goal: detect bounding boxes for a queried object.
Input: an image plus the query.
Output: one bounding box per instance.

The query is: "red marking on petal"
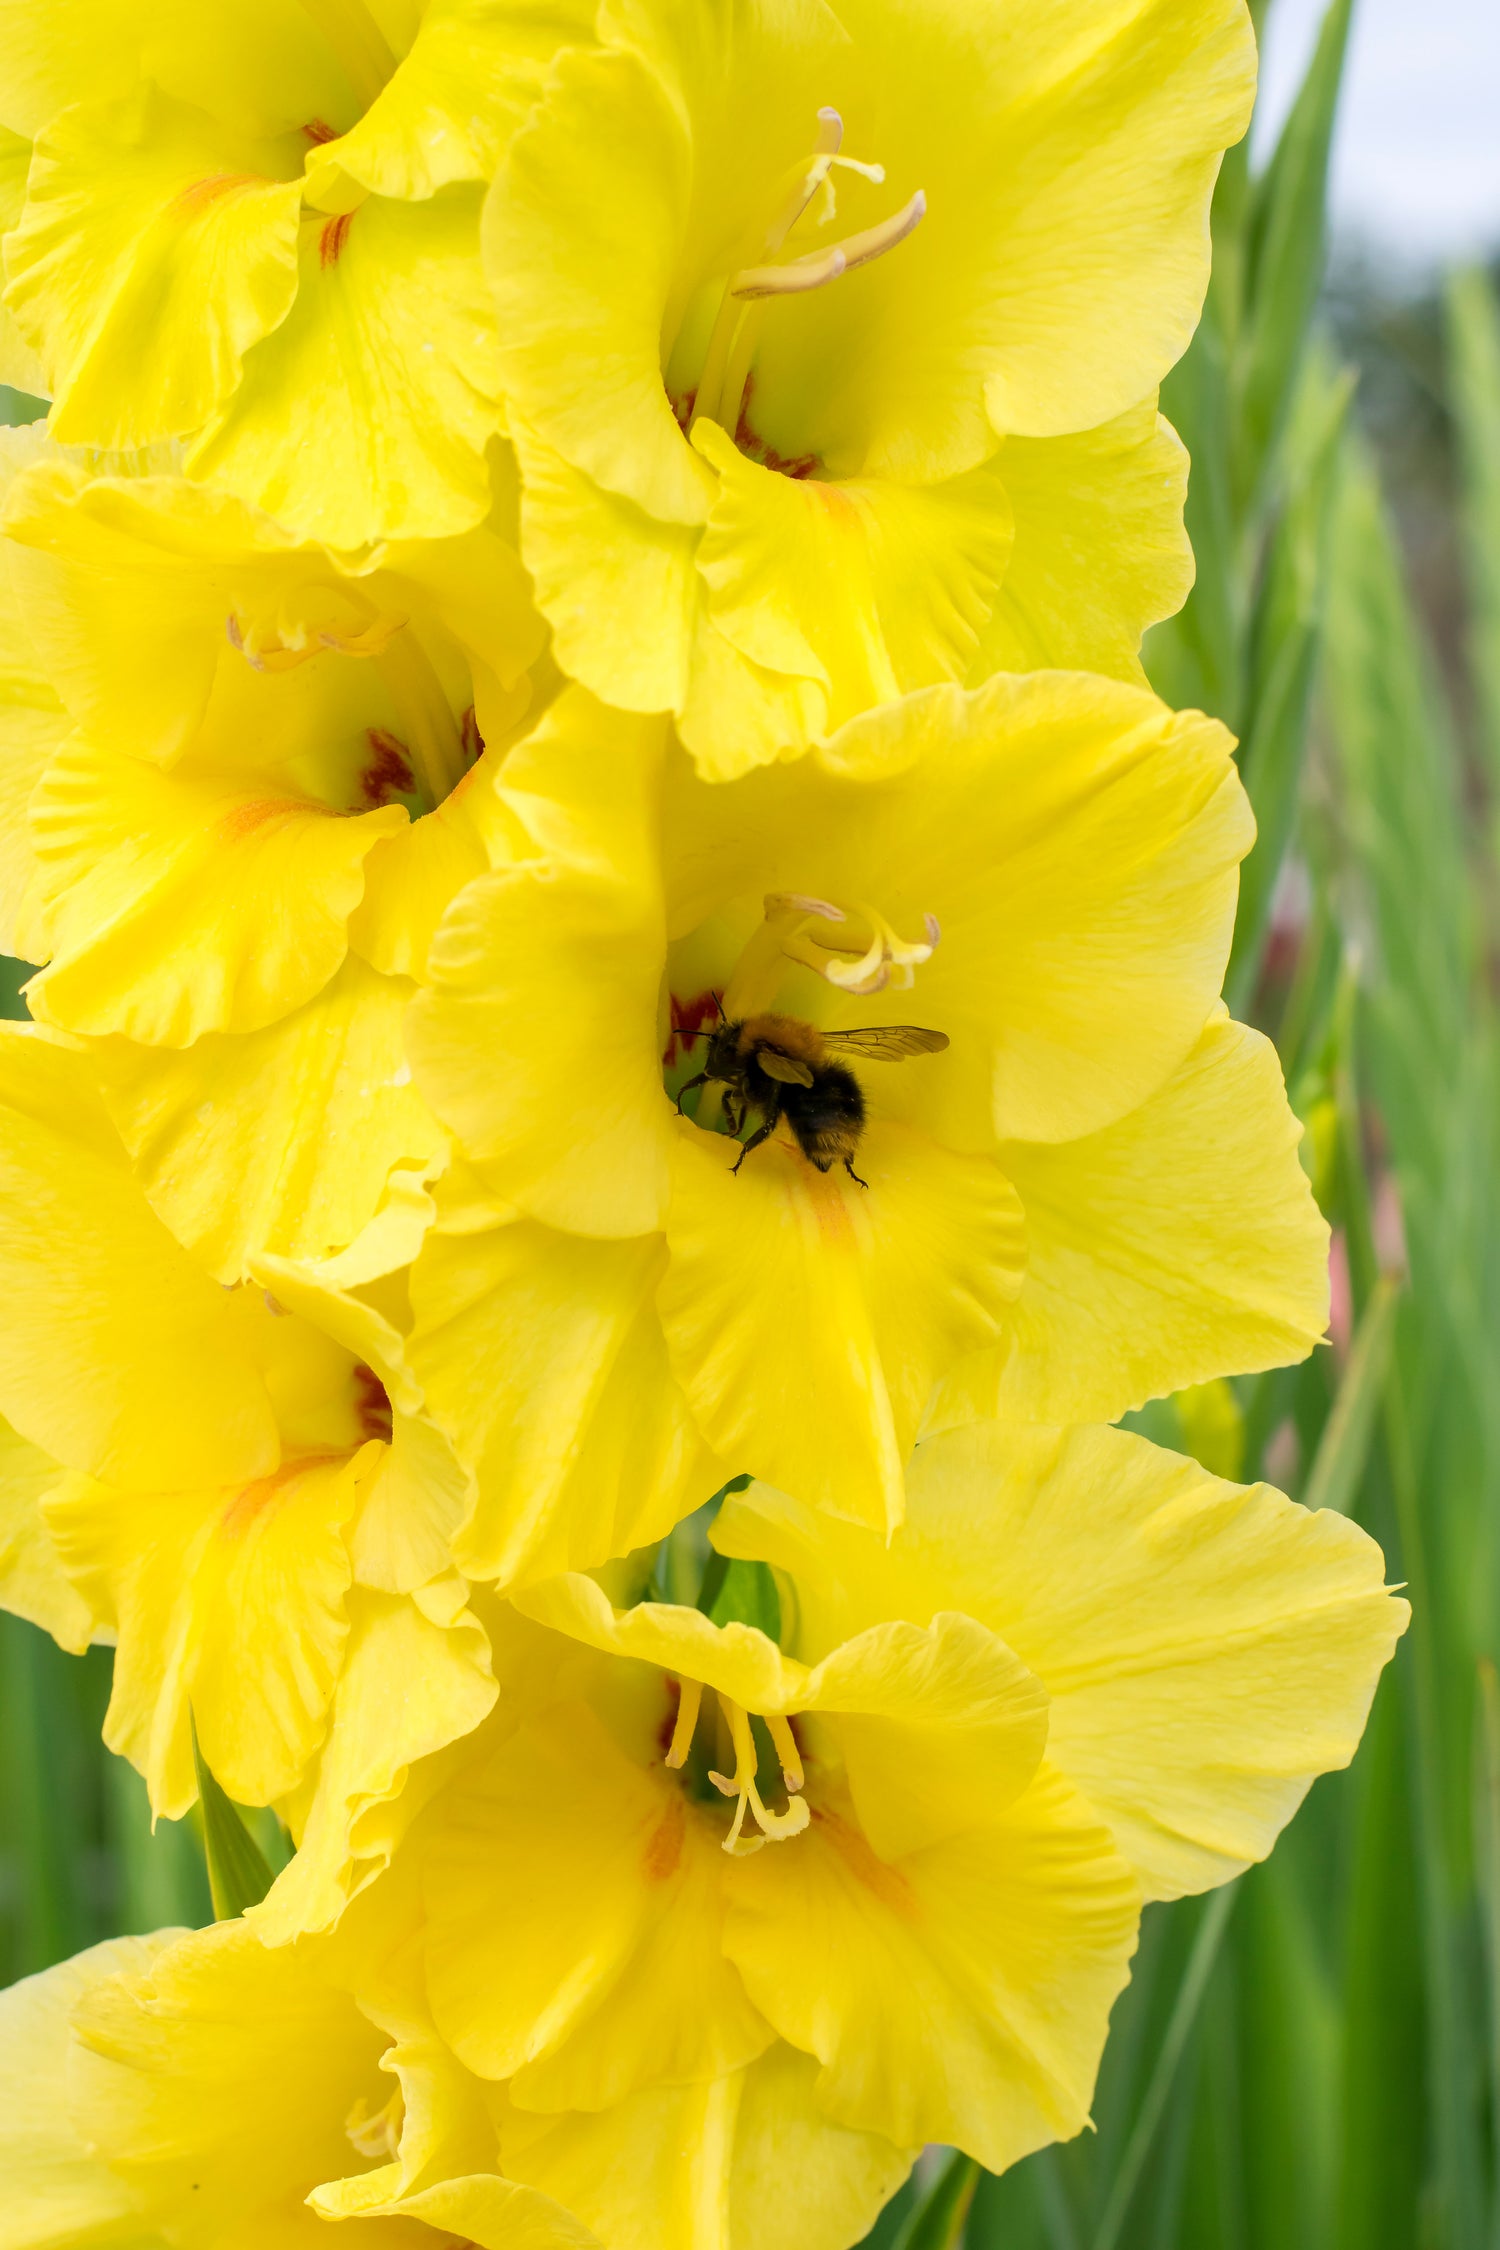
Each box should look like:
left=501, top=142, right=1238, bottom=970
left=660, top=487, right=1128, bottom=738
left=360, top=728, right=415, bottom=807
left=353, top=1364, right=394, bottom=1443
left=664, top=988, right=722, bottom=1069
left=320, top=211, right=354, bottom=266
left=303, top=118, right=339, bottom=145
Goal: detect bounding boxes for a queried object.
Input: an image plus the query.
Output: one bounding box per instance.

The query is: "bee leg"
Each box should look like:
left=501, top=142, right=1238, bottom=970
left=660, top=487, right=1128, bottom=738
left=731, top=1120, right=776, bottom=1175
left=675, top=1068, right=710, bottom=1116
left=843, top=1157, right=869, bottom=1190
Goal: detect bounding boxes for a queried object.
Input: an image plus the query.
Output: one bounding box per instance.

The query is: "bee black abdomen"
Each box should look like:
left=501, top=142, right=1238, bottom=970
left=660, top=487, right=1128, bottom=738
left=783, top=1064, right=865, bottom=1172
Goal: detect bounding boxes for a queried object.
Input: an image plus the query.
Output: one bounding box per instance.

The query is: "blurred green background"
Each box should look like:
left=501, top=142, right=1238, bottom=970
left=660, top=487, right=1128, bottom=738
left=5, top=2, right=1500, bottom=2246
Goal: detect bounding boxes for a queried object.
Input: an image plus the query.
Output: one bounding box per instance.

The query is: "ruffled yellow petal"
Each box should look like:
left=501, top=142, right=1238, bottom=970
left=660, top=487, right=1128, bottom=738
left=500, top=2045, right=912, bottom=2250
left=484, top=42, right=708, bottom=530
left=68, top=1921, right=397, bottom=2247
left=508, top=417, right=701, bottom=716
left=659, top=1118, right=1022, bottom=1532
left=511, top=1572, right=811, bottom=1715
left=255, top=1578, right=496, bottom=1944
left=803, top=1613, right=1048, bottom=1862
left=3, top=451, right=539, bottom=767
left=409, top=690, right=673, bottom=1237
left=811, top=0, right=1256, bottom=452
left=912, top=1422, right=1408, bottom=1900
left=516, top=1574, right=1050, bottom=1865
left=725, top=1424, right=1409, bottom=1903
left=723, top=1763, right=1139, bottom=2172
left=422, top=1700, right=772, bottom=2109
left=48, top=1443, right=376, bottom=1817
left=0, top=0, right=358, bottom=142
left=0, top=1413, right=92, bottom=1654
left=314, top=2170, right=601, bottom=2250
left=931, top=1014, right=1331, bottom=1429
left=305, top=0, right=594, bottom=204
left=0, top=128, right=48, bottom=396
left=345, top=751, right=517, bottom=983
left=407, top=1209, right=722, bottom=1588
left=677, top=425, right=1013, bottom=770
left=246, top=1248, right=467, bottom=1595
left=971, top=402, right=1194, bottom=686
left=95, top=955, right=445, bottom=1282
left=23, top=733, right=407, bottom=1043
left=6, top=86, right=302, bottom=448
left=0, top=1028, right=278, bottom=1489
left=187, top=186, right=500, bottom=546
left=804, top=672, right=1250, bottom=1142
left=0, top=431, right=67, bottom=953
left=0, top=1933, right=176, bottom=2250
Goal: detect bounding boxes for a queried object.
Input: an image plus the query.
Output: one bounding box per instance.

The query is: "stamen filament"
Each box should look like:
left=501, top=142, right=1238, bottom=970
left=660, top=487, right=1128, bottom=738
left=767, top=1714, right=804, bottom=1792
left=826, top=190, right=926, bottom=275
left=731, top=245, right=848, bottom=301
left=761, top=107, right=845, bottom=252
left=708, top=1697, right=811, bottom=1857
left=685, top=110, right=925, bottom=442
left=665, top=1677, right=702, bottom=1768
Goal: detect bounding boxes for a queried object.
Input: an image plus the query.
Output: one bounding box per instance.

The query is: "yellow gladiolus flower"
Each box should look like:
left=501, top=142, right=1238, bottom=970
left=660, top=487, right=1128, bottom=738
left=0, top=440, right=546, bottom=1276
left=404, top=677, right=1328, bottom=1560
left=0, top=1027, right=495, bottom=1831
left=0, top=0, right=594, bottom=545
left=0, top=1919, right=600, bottom=2250
left=324, top=1419, right=1403, bottom=2201
left=484, top=0, right=1254, bottom=773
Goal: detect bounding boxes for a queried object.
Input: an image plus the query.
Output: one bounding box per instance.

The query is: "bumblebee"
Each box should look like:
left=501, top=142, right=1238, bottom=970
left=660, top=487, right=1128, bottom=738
left=675, top=1006, right=949, bottom=1186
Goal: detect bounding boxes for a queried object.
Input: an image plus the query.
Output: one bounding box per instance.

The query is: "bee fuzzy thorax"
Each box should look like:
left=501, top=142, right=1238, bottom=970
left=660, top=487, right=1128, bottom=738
left=737, top=1013, right=826, bottom=1066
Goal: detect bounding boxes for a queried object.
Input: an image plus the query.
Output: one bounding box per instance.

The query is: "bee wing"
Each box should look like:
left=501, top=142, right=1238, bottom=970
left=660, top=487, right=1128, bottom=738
left=821, top=1026, right=950, bottom=1062
left=758, top=1048, right=816, bottom=1086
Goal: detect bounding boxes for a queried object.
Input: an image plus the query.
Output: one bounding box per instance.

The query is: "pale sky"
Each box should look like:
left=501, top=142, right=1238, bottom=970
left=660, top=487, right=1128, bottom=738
left=1257, top=0, right=1500, bottom=264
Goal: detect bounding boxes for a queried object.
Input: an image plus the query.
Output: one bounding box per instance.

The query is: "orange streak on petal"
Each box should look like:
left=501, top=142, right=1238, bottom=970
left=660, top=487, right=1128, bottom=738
left=218, top=1451, right=347, bottom=1536
left=213, top=796, right=335, bottom=842
left=643, top=1792, right=687, bottom=1883
left=173, top=172, right=268, bottom=216
left=814, top=1805, right=918, bottom=1918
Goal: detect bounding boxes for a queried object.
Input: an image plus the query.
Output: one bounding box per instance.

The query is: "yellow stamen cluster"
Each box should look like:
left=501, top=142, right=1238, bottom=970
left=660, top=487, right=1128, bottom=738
left=688, top=108, right=926, bottom=442
left=664, top=1677, right=810, bottom=1856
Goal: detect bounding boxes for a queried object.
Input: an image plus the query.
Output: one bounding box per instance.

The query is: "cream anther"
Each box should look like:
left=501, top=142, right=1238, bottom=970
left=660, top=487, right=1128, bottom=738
left=708, top=1697, right=811, bottom=1857
left=789, top=899, right=940, bottom=996
left=721, top=892, right=939, bottom=1015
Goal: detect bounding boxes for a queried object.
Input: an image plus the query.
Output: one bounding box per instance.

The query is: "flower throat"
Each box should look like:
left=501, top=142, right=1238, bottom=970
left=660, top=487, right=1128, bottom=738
left=669, top=110, right=925, bottom=471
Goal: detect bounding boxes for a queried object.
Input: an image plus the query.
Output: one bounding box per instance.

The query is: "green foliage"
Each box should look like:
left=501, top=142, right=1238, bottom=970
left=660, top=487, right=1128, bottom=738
left=191, top=1720, right=276, bottom=1922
